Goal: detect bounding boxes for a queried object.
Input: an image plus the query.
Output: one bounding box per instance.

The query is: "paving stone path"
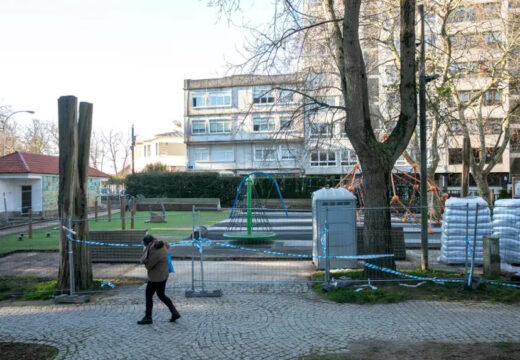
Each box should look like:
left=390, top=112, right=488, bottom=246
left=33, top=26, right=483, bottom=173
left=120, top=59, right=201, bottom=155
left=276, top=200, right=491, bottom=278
left=1, top=283, right=520, bottom=359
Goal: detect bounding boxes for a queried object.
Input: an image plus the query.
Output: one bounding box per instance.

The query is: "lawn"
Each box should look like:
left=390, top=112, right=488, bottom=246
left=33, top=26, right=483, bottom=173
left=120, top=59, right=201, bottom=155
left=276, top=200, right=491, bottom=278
left=0, top=211, right=229, bottom=256
left=313, top=268, right=520, bottom=304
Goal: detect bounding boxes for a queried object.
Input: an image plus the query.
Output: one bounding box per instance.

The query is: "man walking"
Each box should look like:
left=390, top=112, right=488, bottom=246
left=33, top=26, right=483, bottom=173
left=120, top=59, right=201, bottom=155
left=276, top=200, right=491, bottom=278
left=138, top=234, right=181, bottom=325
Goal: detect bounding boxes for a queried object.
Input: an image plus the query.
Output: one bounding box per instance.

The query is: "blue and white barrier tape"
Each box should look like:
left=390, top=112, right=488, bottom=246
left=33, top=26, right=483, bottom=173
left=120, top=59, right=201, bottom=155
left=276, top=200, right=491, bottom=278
left=364, top=262, right=464, bottom=283
left=68, top=237, right=393, bottom=260
left=101, top=281, right=116, bottom=288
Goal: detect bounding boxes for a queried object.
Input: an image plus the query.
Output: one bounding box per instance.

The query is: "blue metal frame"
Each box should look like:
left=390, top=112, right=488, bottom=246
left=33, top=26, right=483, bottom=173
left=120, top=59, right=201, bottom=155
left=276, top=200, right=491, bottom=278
left=229, top=171, right=289, bottom=218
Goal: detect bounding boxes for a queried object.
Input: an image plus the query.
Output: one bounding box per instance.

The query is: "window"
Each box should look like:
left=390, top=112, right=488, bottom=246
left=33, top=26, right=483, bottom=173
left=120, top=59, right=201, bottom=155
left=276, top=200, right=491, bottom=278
left=485, top=32, right=502, bottom=46
left=192, top=93, right=206, bottom=108
left=208, top=92, right=231, bottom=106
left=279, top=90, right=294, bottom=103
left=158, top=143, right=169, bottom=156
left=310, top=151, right=336, bottom=167
left=144, top=144, right=152, bottom=157
left=209, top=119, right=231, bottom=134
left=310, top=123, right=332, bottom=138
left=279, top=116, right=293, bottom=131
left=255, top=147, right=277, bottom=161
left=484, top=3, right=498, bottom=18
left=192, top=120, right=206, bottom=134
left=212, top=147, right=234, bottom=161
left=192, top=148, right=209, bottom=162
left=253, top=117, right=275, bottom=132
left=280, top=146, right=297, bottom=160
left=340, top=149, right=358, bottom=166
left=484, top=89, right=501, bottom=106
left=459, top=91, right=470, bottom=104
left=449, top=6, right=475, bottom=23
left=253, top=87, right=275, bottom=105
left=192, top=90, right=232, bottom=108
left=448, top=148, right=463, bottom=165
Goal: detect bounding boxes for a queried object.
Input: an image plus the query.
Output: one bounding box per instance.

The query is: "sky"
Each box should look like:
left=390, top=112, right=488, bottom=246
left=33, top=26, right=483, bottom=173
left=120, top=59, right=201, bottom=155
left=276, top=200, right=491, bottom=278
left=0, top=0, right=270, bottom=140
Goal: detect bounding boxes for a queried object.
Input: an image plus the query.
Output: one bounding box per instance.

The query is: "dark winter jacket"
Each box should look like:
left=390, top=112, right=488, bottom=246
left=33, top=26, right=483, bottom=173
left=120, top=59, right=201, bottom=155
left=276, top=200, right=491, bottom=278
left=140, top=240, right=170, bottom=282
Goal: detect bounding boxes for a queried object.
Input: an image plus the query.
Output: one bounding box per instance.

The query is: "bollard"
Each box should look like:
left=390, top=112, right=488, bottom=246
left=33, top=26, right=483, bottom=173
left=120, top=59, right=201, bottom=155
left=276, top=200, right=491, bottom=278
left=107, top=199, right=112, bottom=222
left=28, top=208, right=33, bottom=239
left=483, top=236, right=500, bottom=280
left=121, top=198, right=126, bottom=230
left=94, top=199, right=98, bottom=222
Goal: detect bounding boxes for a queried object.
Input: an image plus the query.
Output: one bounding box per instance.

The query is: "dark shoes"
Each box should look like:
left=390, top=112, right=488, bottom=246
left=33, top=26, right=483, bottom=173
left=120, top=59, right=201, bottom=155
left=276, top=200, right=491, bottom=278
left=170, top=312, right=181, bottom=322
left=137, top=316, right=153, bottom=325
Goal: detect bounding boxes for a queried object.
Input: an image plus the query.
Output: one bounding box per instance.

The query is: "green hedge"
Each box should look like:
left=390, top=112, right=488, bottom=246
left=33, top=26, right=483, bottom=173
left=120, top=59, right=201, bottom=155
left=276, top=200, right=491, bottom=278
left=125, top=172, right=341, bottom=206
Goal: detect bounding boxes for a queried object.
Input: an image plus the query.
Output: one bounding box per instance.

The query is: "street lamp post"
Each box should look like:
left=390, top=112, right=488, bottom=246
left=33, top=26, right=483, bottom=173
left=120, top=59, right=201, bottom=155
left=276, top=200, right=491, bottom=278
left=1, top=110, right=35, bottom=156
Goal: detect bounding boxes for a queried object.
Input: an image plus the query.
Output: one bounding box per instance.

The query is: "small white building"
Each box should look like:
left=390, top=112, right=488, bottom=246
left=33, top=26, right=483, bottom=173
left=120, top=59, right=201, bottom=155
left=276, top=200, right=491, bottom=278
left=134, top=131, right=187, bottom=172
left=0, top=152, right=110, bottom=217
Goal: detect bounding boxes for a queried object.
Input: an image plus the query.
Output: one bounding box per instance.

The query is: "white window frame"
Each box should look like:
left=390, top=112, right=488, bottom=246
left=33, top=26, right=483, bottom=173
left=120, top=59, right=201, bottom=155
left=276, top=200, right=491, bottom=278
left=280, top=145, right=297, bottom=160
left=279, top=89, right=295, bottom=104
left=253, top=117, right=275, bottom=132
left=209, top=119, right=232, bottom=134
left=192, top=148, right=210, bottom=162
left=340, top=149, right=358, bottom=166
left=310, top=151, right=336, bottom=167
left=191, top=120, right=207, bottom=135
left=211, top=147, right=234, bottom=162
left=253, top=87, right=275, bottom=105
left=208, top=91, right=232, bottom=107
left=192, top=90, right=232, bottom=109
left=254, top=146, right=277, bottom=161
left=192, top=92, right=207, bottom=108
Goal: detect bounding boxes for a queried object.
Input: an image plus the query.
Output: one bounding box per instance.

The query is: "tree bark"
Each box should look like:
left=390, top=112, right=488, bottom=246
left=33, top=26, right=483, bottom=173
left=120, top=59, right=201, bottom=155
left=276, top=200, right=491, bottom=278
left=473, top=171, right=491, bottom=209
left=57, top=96, right=78, bottom=291
left=73, top=102, right=94, bottom=290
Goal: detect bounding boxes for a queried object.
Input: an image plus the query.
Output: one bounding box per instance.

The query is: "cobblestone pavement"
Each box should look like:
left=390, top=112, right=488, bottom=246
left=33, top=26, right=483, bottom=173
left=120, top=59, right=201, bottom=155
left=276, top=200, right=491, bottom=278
left=1, top=283, right=520, bottom=360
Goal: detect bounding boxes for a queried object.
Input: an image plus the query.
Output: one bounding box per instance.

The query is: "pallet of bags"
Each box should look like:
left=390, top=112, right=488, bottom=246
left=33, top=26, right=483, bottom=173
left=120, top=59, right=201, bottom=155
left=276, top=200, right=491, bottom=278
left=440, top=197, right=491, bottom=264
left=493, top=199, right=520, bottom=264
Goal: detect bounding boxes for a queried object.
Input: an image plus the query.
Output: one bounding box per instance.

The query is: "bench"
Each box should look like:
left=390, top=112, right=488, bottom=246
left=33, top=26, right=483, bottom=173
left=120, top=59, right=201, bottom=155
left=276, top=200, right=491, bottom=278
left=136, top=198, right=221, bottom=211
left=90, top=230, right=147, bottom=263
left=356, top=226, right=406, bottom=260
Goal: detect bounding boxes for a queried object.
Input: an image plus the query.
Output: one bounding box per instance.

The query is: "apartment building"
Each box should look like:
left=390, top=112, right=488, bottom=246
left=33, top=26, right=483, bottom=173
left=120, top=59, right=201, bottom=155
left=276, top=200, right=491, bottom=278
left=184, top=74, right=307, bottom=175
left=134, top=131, right=186, bottom=172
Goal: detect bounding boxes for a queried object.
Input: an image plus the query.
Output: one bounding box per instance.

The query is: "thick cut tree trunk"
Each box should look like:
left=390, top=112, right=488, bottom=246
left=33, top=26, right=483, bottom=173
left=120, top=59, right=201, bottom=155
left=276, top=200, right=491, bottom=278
left=73, top=102, right=94, bottom=290
left=57, top=96, right=78, bottom=291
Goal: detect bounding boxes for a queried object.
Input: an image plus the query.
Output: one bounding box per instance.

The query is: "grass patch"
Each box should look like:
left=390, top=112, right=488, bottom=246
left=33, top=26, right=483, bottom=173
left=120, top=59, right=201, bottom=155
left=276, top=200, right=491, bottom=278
left=301, top=341, right=520, bottom=360
left=0, top=276, right=144, bottom=301
left=0, top=342, right=58, bottom=360
left=313, top=268, right=520, bottom=304
left=0, top=210, right=229, bottom=256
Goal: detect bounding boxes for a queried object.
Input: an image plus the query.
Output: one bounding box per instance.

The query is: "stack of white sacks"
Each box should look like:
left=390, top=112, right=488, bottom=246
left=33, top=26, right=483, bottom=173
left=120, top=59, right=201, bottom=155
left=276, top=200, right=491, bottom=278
left=492, top=199, right=520, bottom=264
left=440, top=197, right=491, bottom=264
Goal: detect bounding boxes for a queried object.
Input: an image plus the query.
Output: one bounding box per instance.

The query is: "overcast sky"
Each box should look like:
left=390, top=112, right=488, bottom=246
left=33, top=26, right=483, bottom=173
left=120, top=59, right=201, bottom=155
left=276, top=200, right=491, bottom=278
left=0, top=0, right=270, bottom=140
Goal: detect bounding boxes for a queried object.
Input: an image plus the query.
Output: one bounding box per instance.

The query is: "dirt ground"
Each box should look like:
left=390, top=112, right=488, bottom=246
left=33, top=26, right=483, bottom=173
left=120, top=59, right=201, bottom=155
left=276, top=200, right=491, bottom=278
left=304, top=341, right=520, bottom=360
left=0, top=342, right=58, bottom=360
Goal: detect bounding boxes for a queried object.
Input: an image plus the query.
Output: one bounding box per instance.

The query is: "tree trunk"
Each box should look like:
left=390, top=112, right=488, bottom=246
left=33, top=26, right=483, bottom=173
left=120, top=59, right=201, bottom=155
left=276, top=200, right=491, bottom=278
left=73, top=102, right=94, bottom=290
left=57, top=96, right=78, bottom=291
left=474, top=171, right=492, bottom=209
left=361, top=160, right=396, bottom=275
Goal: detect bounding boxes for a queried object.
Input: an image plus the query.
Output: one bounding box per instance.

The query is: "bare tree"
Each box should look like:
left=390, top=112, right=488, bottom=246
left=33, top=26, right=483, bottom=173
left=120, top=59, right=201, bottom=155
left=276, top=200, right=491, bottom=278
left=21, top=119, right=58, bottom=155
left=90, top=129, right=107, bottom=171
left=103, top=128, right=132, bottom=175
left=212, top=0, right=418, bottom=261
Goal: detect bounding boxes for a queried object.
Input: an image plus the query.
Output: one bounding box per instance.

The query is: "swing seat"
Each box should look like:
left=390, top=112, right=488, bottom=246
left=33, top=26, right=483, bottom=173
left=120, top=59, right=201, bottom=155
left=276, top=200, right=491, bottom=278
left=223, top=231, right=276, bottom=240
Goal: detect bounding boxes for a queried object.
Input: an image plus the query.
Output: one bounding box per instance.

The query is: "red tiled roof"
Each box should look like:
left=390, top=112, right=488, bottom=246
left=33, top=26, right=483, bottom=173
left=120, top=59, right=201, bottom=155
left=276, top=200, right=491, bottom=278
left=0, top=152, right=110, bottom=178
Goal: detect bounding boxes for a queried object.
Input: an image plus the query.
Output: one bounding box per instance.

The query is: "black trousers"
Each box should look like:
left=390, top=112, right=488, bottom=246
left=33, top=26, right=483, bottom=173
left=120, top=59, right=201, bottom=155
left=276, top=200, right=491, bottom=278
left=145, top=280, right=178, bottom=318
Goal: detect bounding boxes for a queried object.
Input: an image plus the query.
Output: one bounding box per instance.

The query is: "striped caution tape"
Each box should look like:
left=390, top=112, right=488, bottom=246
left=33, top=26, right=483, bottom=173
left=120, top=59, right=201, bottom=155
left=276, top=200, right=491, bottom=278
left=68, top=236, right=393, bottom=260
left=363, top=262, right=464, bottom=283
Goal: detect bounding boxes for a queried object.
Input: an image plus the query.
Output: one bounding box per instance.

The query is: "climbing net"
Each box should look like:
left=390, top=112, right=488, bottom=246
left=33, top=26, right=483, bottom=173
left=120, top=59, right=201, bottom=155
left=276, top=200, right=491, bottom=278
left=336, top=154, right=448, bottom=233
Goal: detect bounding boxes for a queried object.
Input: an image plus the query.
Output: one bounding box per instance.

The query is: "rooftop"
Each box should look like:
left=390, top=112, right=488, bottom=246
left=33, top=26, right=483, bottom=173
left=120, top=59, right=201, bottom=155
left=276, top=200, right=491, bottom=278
left=0, top=152, right=110, bottom=178
left=184, top=73, right=302, bottom=90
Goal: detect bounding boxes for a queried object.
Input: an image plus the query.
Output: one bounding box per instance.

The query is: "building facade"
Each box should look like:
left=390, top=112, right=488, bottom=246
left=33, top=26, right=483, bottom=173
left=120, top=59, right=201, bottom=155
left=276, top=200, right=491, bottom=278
left=134, top=131, right=187, bottom=172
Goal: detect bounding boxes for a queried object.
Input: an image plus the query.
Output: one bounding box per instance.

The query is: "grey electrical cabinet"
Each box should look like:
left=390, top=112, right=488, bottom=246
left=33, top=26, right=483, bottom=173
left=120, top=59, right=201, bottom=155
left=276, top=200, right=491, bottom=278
left=312, top=188, right=357, bottom=270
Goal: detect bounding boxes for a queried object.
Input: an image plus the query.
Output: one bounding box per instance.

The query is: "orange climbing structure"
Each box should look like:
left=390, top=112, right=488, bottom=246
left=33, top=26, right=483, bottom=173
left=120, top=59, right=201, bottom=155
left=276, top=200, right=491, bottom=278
left=336, top=154, right=448, bottom=234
